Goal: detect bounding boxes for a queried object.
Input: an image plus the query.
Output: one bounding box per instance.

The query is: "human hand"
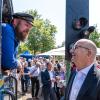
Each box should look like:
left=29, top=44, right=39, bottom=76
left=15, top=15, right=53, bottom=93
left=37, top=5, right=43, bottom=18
left=51, top=78, right=56, bottom=82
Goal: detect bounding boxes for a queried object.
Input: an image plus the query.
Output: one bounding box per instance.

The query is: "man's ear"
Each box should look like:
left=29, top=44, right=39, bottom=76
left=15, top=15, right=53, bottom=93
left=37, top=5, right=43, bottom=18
left=87, top=50, right=92, bottom=57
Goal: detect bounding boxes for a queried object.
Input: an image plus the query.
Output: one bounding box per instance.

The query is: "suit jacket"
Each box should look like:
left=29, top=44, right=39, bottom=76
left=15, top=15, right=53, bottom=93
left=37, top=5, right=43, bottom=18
left=65, top=64, right=100, bottom=100
left=41, top=69, right=51, bottom=88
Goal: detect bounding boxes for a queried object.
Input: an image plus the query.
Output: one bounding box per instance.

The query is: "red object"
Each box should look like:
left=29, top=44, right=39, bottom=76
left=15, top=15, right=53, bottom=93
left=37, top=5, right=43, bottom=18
left=97, top=65, right=100, bottom=69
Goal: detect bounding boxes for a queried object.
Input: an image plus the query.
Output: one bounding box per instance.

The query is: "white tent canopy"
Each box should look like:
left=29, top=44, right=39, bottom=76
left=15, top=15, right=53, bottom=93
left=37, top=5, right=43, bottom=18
left=38, top=46, right=100, bottom=56
left=38, top=47, right=65, bottom=56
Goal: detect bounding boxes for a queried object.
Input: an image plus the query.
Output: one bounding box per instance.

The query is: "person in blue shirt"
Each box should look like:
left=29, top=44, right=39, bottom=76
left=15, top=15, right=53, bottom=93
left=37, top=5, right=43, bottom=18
left=2, top=12, right=34, bottom=72
left=20, top=61, right=30, bottom=95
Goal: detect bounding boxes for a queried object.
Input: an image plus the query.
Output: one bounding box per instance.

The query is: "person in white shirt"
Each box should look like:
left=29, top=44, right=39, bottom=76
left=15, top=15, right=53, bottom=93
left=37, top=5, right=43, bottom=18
left=65, top=39, right=100, bottom=100
left=29, top=61, right=41, bottom=99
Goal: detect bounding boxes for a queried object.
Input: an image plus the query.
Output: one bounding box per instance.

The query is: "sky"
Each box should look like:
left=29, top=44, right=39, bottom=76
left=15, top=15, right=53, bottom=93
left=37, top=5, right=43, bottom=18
left=12, top=0, right=100, bottom=46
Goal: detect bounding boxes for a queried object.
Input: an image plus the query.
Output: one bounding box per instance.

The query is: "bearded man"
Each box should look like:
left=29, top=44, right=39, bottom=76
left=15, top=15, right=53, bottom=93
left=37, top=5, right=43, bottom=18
left=2, top=12, right=34, bottom=71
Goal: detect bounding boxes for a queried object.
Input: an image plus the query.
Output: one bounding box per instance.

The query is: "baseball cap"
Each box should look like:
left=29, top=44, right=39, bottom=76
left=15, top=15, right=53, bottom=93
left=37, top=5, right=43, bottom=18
left=13, top=12, right=34, bottom=26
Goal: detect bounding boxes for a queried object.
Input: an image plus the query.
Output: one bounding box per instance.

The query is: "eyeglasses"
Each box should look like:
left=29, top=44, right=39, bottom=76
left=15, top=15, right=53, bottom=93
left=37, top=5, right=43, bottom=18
left=73, top=45, right=90, bottom=50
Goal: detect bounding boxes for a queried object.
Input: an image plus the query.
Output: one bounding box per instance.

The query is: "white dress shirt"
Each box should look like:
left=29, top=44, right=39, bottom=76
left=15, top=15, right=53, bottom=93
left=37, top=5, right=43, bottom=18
left=30, top=66, right=40, bottom=77
left=48, top=71, right=55, bottom=87
left=69, top=63, right=93, bottom=100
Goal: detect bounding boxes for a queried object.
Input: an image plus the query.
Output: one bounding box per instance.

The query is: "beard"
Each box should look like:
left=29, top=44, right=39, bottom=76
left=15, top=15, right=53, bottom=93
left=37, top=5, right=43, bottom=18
left=15, top=25, right=28, bottom=42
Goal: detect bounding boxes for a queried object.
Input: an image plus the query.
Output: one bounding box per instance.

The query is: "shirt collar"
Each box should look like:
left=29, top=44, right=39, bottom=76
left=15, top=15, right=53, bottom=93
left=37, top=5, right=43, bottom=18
left=77, top=63, right=94, bottom=76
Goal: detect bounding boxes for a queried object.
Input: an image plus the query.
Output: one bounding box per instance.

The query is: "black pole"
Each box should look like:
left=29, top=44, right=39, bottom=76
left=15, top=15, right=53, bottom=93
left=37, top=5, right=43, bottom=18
left=65, top=0, right=89, bottom=81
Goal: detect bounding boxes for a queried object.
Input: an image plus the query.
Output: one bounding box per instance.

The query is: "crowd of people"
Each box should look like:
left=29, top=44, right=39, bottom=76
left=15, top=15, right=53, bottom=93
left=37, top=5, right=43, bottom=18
left=17, top=57, right=66, bottom=100
left=1, top=11, right=100, bottom=100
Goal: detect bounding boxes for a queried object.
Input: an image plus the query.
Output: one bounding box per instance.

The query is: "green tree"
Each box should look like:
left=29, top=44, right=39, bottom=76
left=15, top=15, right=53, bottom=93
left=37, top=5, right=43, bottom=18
left=20, top=10, right=57, bottom=55
left=18, top=42, right=29, bottom=54
left=89, top=28, right=100, bottom=47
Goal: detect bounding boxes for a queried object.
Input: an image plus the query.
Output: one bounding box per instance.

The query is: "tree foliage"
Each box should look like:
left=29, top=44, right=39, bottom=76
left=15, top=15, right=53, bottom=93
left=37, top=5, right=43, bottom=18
left=18, top=42, right=29, bottom=54
left=19, top=10, right=57, bottom=55
left=19, top=10, right=100, bottom=55
left=89, top=28, right=100, bottom=47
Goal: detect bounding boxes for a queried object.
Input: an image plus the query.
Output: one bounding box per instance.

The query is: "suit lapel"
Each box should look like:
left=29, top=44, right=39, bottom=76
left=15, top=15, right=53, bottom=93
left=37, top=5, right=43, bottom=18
left=77, top=65, right=95, bottom=100
left=65, top=71, right=76, bottom=100
left=45, top=69, right=50, bottom=79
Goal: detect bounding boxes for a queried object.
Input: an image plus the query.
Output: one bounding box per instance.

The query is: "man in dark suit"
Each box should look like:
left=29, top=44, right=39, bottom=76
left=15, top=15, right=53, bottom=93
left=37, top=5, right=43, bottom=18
left=65, top=39, right=100, bottom=100
left=41, top=62, right=57, bottom=100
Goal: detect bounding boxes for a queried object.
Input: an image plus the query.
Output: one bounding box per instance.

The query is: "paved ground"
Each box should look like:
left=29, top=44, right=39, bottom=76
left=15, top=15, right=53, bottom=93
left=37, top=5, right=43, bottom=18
left=17, top=83, right=43, bottom=100
left=17, top=77, right=44, bottom=100
left=17, top=91, right=43, bottom=100
left=18, top=92, right=32, bottom=100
